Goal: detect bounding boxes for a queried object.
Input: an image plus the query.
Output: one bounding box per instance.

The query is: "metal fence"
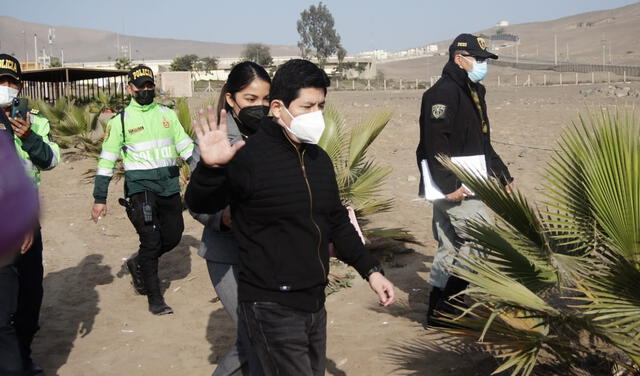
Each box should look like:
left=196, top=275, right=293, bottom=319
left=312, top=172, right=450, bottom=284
left=490, top=59, right=640, bottom=77
left=329, top=71, right=638, bottom=92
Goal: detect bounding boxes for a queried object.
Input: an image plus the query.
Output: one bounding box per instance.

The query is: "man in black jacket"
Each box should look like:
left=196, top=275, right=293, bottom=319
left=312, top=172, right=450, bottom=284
left=416, top=34, right=514, bottom=325
left=186, top=59, right=395, bottom=376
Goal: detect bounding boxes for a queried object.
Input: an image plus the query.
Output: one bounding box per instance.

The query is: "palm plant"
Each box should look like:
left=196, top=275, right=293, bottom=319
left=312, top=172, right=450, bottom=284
left=319, top=103, right=417, bottom=245
left=433, top=108, right=640, bottom=375
left=174, top=96, right=217, bottom=196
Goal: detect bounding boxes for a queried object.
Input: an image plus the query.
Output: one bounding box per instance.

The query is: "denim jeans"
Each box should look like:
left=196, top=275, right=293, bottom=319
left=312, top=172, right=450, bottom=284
left=239, top=301, right=327, bottom=376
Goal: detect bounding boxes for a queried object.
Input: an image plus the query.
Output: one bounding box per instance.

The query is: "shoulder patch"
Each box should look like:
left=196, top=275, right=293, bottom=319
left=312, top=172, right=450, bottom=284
left=431, top=104, right=447, bottom=120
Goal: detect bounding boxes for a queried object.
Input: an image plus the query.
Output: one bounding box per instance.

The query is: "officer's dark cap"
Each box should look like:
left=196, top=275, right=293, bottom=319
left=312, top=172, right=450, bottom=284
left=449, top=34, right=498, bottom=60
left=0, top=54, right=22, bottom=82
left=128, top=65, right=155, bottom=88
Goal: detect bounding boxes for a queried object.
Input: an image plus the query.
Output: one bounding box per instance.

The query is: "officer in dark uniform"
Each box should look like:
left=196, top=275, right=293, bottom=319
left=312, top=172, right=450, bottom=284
left=416, top=34, right=514, bottom=325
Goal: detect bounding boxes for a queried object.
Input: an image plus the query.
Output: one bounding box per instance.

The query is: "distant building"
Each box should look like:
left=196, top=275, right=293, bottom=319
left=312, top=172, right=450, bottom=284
left=496, top=20, right=509, bottom=27
left=426, top=44, right=438, bottom=53
left=358, top=49, right=389, bottom=60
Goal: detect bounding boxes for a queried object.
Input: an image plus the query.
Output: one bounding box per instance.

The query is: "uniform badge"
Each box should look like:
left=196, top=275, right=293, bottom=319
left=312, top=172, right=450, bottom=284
left=477, top=37, right=487, bottom=50
left=431, top=104, right=447, bottom=120
left=163, top=118, right=170, bottom=128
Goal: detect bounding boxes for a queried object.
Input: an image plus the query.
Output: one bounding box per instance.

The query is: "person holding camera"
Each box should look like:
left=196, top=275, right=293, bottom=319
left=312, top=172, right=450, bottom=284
left=0, top=53, right=60, bottom=375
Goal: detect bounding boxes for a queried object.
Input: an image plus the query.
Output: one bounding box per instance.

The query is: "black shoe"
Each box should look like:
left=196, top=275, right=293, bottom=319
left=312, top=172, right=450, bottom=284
left=126, top=257, right=147, bottom=295
left=149, top=301, right=173, bottom=315
left=425, top=287, right=443, bottom=326
left=426, top=277, right=469, bottom=329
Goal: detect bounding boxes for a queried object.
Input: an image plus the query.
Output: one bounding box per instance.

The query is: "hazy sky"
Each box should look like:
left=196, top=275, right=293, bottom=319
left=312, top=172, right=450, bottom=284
left=3, top=0, right=638, bottom=53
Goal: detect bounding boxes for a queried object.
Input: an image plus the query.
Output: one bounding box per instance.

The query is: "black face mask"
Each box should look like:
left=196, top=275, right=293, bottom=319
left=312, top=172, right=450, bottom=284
left=133, top=89, right=155, bottom=106
left=235, top=105, right=269, bottom=135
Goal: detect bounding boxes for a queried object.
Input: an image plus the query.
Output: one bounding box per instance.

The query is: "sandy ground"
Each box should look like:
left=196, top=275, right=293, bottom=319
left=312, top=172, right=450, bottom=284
left=31, top=83, right=639, bottom=375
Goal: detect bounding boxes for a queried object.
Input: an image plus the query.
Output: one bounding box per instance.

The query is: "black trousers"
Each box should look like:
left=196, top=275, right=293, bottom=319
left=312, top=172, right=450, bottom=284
left=14, top=228, right=44, bottom=368
left=0, top=265, right=23, bottom=375
left=126, top=192, right=184, bottom=294
left=239, top=301, right=327, bottom=376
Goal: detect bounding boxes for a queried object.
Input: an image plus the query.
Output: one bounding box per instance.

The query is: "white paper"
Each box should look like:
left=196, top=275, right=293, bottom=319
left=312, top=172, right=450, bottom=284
left=421, top=155, right=487, bottom=201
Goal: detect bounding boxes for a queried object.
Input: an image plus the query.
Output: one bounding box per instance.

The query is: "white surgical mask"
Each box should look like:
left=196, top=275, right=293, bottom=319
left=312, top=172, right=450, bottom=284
left=460, top=55, right=488, bottom=83
left=281, top=105, right=325, bottom=144
left=0, top=86, right=19, bottom=108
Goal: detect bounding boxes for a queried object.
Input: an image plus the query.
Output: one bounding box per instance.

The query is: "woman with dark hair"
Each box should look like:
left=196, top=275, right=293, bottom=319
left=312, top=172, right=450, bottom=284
left=190, top=61, right=270, bottom=376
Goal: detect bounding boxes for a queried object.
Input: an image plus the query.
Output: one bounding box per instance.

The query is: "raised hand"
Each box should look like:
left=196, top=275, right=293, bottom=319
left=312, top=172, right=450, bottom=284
left=194, top=107, right=245, bottom=167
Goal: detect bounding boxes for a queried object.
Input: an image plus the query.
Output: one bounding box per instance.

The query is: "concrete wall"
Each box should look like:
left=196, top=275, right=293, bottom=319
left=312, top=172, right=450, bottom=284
left=159, top=71, right=193, bottom=97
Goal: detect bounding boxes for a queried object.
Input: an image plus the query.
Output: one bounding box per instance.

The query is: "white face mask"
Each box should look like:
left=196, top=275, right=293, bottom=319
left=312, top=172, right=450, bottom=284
left=0, top=86, right=19, bottom=108
left=281, top=105, right=325, bottom=144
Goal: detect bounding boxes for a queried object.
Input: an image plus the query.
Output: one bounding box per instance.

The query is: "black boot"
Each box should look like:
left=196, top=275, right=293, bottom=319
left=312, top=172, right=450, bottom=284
left=426, top=287, right=443, bottom=326
left=426, top=277, right=469, bottom=328
left=140, top=261, right=173, bottom=315
left=126, top=257, right=147, bottom=295
left=435, top=276, right=469, bottom=315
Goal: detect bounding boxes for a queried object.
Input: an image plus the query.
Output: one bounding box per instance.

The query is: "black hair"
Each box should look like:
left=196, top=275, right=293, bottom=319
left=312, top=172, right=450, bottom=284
left=269, top=59, right=330, bottom=107
left=216, top=61, right=271, bottom=118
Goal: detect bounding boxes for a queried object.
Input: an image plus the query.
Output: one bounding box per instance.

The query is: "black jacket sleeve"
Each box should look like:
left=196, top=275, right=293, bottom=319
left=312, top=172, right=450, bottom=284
left=20, top=132, right=54, bottom=169
left=419, top=87, right=460, bottom=194
left=184, top=162, right=230, bottom=214
left=185, top=149, right=253, bottom=214
left=487, top=142, right=513, bottom=185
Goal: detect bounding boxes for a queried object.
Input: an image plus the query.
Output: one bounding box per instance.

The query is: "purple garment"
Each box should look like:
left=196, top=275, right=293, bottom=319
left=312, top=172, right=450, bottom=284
left=0, top=128, right=39, bottom=254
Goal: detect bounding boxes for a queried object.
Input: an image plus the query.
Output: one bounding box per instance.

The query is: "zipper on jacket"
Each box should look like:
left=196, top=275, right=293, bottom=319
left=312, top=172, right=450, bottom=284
left=284, top=131, right=326, bottom=282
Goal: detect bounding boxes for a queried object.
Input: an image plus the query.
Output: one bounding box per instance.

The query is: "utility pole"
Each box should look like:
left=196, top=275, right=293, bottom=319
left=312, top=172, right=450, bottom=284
left=48, top=28, right=56, bottom=68
left=34, top=34, right=37, bottom=69
left=566, top=43, right=569, bottom=61
left=554, top=34, right=558, bottom=66
left=61, top=48, right=64, bottom=66
left=22, top=30, right=26, bottom=63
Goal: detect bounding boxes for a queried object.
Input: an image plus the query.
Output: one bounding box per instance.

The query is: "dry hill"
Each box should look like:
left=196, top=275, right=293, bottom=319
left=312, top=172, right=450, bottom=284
left=0, top=16, right=299, bottom=63
left=379, top=2, right=640, bottom=79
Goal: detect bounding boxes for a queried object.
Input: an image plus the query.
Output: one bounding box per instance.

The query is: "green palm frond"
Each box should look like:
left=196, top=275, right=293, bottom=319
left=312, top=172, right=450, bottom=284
left=463, top=220, right=557, bottom=293
left=318, top=104, right=414, bottom=249
left=435, top=108, right=640, bottom=374
left=175, top=97, right=195, bottom=138
left=452, top=253, right=559, bottom=315
left=347, top=110, right=392, bottom=171
left=439, top=156, right=549, bottom=252
left=318, top=104, right=347, bottom=169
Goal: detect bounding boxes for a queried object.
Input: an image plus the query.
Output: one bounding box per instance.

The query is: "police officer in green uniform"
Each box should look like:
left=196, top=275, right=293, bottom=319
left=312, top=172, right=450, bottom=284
left=91, top=65, right=194, bottom=315
left=0, top=53, right=60, bottom=374
left=416, top=35, right=514, bottom=325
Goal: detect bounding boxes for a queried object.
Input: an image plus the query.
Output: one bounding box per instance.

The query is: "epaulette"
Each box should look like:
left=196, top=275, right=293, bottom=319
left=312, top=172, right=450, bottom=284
left=110, top=111, right=124, bottom=120
left=29, top=108, right=40, bottom=115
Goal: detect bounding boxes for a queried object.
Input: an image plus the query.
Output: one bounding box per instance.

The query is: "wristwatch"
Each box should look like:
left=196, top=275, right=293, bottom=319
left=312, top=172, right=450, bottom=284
left=365, top=265, right=385, bottom=281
